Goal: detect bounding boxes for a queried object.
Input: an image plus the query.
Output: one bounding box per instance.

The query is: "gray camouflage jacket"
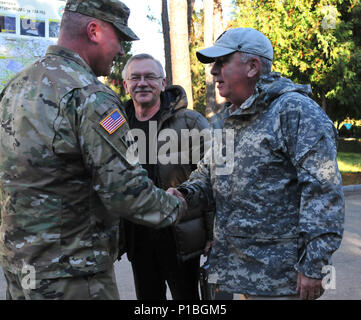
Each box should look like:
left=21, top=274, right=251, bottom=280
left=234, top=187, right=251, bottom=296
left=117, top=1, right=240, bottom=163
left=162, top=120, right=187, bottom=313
left=0, top=46, right=184, bottom=279
left=179, top=72, right=345, bottom=296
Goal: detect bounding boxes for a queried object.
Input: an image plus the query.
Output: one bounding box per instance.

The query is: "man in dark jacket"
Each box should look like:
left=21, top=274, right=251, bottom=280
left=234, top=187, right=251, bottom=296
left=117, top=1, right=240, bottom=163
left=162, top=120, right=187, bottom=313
left=121, top=53, right=212, bottom=300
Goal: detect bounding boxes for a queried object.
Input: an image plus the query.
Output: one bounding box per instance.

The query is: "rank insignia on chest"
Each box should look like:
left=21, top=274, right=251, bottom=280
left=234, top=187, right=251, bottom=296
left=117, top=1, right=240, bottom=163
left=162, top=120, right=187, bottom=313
left=100, top=109, right=126, bottom=134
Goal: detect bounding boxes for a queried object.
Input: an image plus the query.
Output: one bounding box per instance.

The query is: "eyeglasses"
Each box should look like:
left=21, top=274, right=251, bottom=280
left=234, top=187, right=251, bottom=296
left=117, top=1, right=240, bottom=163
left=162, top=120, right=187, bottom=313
left=127, top=74, right=163, bottom=83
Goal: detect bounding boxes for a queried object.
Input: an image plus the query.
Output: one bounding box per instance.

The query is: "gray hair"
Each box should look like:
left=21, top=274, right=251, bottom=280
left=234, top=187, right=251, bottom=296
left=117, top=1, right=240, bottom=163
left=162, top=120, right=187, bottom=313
left=122, top=53, right=165, bottom=79
left=239, top=52, right=272, bottom=75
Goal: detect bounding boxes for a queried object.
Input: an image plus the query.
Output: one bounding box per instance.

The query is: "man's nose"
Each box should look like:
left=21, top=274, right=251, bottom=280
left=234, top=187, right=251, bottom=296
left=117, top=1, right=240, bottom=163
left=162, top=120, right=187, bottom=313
left=137, top=76, right=149, bottom=86
left=211, top=63, right=219, bottom=76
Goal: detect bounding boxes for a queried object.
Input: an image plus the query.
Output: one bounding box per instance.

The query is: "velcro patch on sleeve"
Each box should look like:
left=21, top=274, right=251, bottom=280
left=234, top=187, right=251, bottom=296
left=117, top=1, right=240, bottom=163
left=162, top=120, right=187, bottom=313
left=99, top=109, right=126, bottom=135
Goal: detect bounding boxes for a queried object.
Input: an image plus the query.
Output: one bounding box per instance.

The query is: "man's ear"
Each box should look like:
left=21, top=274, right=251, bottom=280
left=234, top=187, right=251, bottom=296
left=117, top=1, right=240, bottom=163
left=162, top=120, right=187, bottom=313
left=123, top=80, right=130, bottom=95
left=87, top=21, right=101, bottom=43
left=247, top=57, right=261, bottom=78
left=161, top=78, right=166, bottom=92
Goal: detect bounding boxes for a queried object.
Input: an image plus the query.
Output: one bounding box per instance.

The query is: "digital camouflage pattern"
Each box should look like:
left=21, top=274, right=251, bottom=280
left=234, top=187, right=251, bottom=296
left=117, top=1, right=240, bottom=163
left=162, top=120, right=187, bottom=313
left=0, top=46, right=184, bottom=282
left=65, top=0, right=139, bottom=41
left=180, top=72, right=345, bottom=296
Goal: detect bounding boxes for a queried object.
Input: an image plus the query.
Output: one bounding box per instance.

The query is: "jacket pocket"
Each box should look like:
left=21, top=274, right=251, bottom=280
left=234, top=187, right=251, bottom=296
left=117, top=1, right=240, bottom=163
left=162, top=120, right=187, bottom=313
left=226, top=235, right=299, bottom=277
left=173, top=216, right=207, bottom=262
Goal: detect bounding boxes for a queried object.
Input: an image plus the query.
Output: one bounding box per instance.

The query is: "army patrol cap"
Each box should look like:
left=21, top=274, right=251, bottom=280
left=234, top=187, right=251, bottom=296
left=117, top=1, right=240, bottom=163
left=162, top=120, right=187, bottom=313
left=65, top=0, right=139, bottom=41
left=196, top=27, right=273, bottom=63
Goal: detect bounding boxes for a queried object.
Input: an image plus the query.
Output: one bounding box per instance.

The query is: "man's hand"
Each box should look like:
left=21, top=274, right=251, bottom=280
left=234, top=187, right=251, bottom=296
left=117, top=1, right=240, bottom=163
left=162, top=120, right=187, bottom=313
left=167, top=187, right=188, bottom=211
left=296, top=272, right=324, bottom=300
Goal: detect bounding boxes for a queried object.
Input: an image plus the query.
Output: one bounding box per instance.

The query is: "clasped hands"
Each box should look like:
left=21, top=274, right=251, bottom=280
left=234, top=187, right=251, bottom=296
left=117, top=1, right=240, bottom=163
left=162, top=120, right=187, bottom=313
left=166, top=187, right=212, bottom=256
left=166, top=187, right=187, bottom=211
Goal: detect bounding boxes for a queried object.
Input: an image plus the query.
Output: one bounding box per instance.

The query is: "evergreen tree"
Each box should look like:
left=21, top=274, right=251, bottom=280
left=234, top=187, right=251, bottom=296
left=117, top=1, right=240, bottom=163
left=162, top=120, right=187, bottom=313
left=105, top=41, right=133, bottom=100
left=231, top=0, right=361, bottom=122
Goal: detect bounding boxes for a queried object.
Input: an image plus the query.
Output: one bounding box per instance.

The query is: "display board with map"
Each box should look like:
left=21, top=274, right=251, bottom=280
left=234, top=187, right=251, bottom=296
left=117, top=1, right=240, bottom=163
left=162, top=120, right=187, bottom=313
left=0, top=0, right=65, bottom=90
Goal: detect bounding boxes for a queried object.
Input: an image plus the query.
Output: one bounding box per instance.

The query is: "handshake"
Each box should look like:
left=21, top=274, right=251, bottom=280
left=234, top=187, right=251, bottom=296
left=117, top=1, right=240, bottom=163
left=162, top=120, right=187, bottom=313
left=167, top=187, right=188, bottom=211
left=167, top=187, right=213, bottom=256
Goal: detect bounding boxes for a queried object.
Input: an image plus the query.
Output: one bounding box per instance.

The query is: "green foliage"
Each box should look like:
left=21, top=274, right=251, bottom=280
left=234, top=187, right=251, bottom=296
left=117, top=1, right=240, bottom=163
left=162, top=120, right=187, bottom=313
left=230, top=0, right=361, bottom=122
left=105, top=41, right=133, bottom=100
left=189, top=9, right=206, bottom=116
left=325, top=2, right=361, bottom=122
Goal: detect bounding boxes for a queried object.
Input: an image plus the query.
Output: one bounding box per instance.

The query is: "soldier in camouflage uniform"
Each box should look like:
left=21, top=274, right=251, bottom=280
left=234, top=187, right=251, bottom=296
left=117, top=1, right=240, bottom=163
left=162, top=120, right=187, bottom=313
left=169, top=28, right=345, bottom=300
left=0, top=0, right=186, bottom=300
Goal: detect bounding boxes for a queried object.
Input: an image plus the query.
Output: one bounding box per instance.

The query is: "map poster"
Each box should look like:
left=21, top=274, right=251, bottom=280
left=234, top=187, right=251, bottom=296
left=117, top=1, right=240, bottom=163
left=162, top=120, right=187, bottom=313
left=0, top=0, right=66, bottom=89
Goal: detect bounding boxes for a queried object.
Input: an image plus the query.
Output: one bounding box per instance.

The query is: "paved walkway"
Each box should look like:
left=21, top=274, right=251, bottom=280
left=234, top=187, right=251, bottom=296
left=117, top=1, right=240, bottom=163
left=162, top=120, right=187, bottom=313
left=319, top=191, right=361, bottom=300
left=0, top=190, right=360, bottom=300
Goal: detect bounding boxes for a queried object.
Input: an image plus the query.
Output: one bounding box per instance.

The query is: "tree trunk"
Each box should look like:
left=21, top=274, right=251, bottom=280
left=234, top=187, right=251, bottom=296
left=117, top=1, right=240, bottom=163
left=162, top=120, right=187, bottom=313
left=322, top=89, right=327, bottom=113
left=169, top=0, right=194, bottom=109
left=213, top=0, right=226, bottom=111
left=187, top=0, right=195, bottom=41
left=204, top=0, right=216, bottom=118
left=161, top=0, right=172, bottom=86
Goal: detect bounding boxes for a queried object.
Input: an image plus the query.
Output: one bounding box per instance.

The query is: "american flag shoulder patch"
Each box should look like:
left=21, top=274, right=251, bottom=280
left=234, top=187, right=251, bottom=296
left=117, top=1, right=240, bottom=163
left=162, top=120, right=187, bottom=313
left=99, top=109, right=126, bottom=134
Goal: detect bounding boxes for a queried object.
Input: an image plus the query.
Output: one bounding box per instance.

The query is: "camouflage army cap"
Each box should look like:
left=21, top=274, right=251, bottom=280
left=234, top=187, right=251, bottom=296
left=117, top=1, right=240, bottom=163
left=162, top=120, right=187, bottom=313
left=65, top=0, right=139, bottom=41
left=197, top=28, right=273, bottom=63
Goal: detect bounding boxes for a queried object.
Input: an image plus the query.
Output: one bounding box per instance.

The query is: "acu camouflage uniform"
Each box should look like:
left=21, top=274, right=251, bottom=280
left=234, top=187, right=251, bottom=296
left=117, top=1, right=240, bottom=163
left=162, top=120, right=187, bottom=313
left=0, top=46, right=184, bottom=298
left=180, top=72, right=345, bottom=296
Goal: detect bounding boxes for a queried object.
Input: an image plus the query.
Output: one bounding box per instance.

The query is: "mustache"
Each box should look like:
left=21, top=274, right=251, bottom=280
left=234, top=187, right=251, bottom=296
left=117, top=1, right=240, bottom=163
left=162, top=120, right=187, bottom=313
left=134, top=89, right=153, bottom=93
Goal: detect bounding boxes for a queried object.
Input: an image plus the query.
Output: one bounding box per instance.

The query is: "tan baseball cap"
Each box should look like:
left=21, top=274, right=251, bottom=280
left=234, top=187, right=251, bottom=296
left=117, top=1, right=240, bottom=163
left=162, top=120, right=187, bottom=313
left=65, top=0, right=139, bottom=41
left=197, top=28, right=273, bottom=63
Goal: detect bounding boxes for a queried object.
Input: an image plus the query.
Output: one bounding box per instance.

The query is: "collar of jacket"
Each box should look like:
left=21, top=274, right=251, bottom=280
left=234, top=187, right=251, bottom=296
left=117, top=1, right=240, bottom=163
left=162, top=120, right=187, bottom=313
left=124, top=84, right=188, bottom=131
left=227, top=72, right=312, bottom=119
left=46, top=45, right=95, bottom=77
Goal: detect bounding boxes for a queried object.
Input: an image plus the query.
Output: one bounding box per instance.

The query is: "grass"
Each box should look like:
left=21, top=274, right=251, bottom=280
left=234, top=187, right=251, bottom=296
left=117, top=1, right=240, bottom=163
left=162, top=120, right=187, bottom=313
left=337, top=139, right=361, bottom=185
left=337, top=152, right=361, bottom=173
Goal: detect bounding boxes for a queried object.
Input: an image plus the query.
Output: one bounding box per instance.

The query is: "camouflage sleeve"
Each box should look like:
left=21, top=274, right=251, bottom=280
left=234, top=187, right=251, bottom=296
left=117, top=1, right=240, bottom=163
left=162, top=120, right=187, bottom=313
left=178, top=151, right=215, bottom=212
left=63, top=90, right=184, bottom=228
left=280, top=95, right=345, bottom=279
left=183, top=111, right=215, bottom=239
